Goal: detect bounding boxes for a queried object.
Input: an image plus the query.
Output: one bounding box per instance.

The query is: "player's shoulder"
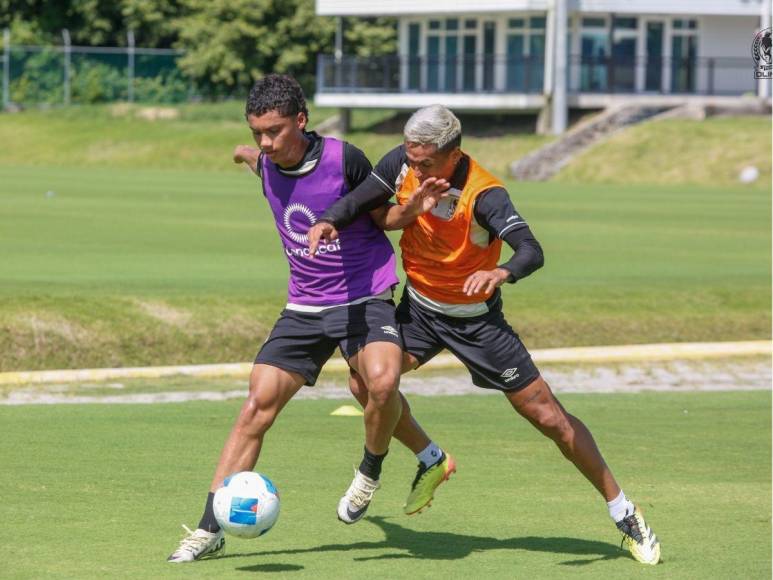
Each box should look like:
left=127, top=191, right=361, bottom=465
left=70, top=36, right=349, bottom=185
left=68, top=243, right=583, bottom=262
left=380, top=144, right=407, bottom=165
left=341, top=140, right=369, bottom=161
left=373, top=145, right=408, bottom=184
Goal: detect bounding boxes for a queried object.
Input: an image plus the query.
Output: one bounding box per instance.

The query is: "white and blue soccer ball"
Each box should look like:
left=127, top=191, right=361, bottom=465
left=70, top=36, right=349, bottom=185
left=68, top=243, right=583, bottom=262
left=213, top=471, right=280, bottom=538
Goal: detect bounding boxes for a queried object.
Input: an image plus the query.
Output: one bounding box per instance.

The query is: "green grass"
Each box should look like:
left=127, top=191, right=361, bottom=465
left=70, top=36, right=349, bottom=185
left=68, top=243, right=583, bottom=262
left=558, top=116, right=772, bottom=189
left=1, top=391, right=770, bottom=579
left=0, top=105, right=769, bottom=370
left=0, top=104, right=549, bottom=179
left=0, top=163, right=769, bottom=371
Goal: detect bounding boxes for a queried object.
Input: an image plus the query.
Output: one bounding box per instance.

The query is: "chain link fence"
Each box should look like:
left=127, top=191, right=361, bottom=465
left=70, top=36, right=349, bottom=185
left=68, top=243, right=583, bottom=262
left=1, top=29, right=194, bottom=108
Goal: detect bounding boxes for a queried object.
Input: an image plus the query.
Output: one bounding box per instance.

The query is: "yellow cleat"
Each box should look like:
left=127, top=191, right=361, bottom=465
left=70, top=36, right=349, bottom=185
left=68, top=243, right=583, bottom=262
left=616, top=505, right=661, bottom=565
left=403, top=452, right=456, bottom=515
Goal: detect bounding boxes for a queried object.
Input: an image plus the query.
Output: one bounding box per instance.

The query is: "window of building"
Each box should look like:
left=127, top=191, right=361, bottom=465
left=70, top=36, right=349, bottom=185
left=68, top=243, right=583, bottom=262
left=423, top=17, right=481, bottom=92
left=506, top=14, right=547, bottom=92
left=408, top=22, right=421, bottom=90
left=671, top=20, right=698, bottom=93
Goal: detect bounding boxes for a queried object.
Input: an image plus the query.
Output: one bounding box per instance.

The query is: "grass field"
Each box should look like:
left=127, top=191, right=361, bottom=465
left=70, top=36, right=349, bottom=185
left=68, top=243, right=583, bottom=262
left=2, top=390, right=770, bottom=579
left=0, top=165, right=769, bottom=371
left=0, top=105, right=770, bottom=371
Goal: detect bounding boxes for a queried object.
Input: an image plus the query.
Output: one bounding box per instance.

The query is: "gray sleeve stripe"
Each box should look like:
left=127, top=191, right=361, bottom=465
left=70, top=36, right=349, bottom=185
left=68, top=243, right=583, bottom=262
left=371, top=171, right=395, bottom=193
left=498, top=221, right=527, bottom=238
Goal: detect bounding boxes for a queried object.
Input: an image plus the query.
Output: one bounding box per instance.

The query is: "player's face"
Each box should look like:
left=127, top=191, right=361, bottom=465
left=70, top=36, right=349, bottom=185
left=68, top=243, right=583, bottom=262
left=405, top=141, right=461, bottom=184
left=247, top=110, right=307, bottom=167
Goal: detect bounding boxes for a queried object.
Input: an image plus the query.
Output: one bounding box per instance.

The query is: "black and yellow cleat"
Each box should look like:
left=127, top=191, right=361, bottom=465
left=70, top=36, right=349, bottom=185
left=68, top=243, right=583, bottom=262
left=403, top=452, right=456, bottom=515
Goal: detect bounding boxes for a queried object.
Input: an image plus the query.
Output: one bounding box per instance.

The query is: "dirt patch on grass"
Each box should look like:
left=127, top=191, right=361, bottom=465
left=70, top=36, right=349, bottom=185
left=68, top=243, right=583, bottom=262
left=134, top=300, right=192, bottom=327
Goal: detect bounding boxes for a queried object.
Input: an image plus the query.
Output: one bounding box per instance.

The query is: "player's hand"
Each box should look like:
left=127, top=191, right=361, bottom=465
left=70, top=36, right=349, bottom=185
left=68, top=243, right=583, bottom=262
left=462, top=268, right=510, bottom=296
left=233, top=145, right=260, bottom=172
left=307, top=221, right=339, bottom=259
left=404, top=177, right=451, bottom=217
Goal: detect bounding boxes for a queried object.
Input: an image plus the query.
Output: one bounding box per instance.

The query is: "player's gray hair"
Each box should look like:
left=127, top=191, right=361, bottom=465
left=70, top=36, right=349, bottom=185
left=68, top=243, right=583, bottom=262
left=403, top=105, right=462, bottom=151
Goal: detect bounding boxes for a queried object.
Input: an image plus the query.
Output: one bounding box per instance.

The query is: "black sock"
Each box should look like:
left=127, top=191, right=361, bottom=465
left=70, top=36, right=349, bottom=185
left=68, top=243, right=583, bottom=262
left=359, top=446, right=388, bottom=480
left=197, top=492, right=221, bottom=533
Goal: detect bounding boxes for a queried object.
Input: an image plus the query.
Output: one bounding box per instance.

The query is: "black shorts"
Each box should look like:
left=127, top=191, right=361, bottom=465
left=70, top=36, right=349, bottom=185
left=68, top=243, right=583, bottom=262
left=395, top=290, right=540, bottom=392
left=255, top=298, right=402, bottom=386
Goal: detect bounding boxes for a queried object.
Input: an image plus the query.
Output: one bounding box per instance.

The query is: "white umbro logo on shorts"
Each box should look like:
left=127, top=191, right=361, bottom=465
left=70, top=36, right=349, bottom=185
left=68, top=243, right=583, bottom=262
left=381, top=325, right=399, bottom=338
left=500, top=367, right=520, bottom=382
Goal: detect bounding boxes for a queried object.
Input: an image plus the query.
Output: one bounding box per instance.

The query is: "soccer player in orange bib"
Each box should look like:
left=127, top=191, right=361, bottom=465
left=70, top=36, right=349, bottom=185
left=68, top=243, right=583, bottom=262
left=307, top=105, right=661, bottom=566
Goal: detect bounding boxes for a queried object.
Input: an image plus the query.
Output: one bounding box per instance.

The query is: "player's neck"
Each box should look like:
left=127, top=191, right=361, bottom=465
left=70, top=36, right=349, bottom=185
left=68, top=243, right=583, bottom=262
left=276, top=132, right=311, bottom=170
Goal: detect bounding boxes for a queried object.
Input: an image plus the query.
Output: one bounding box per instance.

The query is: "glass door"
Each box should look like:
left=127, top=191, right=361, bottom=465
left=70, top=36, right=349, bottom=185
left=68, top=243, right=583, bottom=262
left=463, top=34, right=477, bottom=91
left=645, top=21, right=664, bottom=92
left=482, top=21, right=496, bottom=91
left=611, top=17, right=637, bottom=92
left=408, top=23, right=421, bottom=90
left=506, top=32, right=525, bottom=90
left=671, top=35, right=697, bottom=93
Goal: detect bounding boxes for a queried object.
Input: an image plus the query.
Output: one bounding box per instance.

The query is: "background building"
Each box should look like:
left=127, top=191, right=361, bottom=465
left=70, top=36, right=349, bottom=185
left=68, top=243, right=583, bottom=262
left=315, top=0, right=772, bottom=132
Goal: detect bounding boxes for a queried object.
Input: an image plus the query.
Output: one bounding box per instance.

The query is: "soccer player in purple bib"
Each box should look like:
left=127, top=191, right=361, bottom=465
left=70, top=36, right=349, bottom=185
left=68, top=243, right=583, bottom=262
left=168, top=75, right=438, bottom=563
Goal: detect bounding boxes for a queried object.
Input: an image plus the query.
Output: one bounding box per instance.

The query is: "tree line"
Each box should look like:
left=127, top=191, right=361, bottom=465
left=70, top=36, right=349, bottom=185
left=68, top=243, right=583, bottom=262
left=1, top=0, right=396, bottom=95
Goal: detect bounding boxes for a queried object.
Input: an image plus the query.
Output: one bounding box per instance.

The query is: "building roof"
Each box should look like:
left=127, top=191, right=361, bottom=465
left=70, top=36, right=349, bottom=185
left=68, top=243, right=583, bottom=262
left=316, top=0, right=766, bottom=17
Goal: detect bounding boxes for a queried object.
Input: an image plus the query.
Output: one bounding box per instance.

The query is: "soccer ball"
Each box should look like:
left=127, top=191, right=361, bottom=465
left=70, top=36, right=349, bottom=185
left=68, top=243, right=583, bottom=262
left=213, top=471, right=280, bottom=538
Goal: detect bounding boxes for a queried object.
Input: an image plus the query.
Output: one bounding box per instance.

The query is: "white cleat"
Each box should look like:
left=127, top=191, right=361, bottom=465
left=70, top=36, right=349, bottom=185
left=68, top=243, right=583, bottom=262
left=616, top=506, right=661, bottom=565
left=167, top=525, right=225, bottom=563
left=337, top=469, right=380, bottom=524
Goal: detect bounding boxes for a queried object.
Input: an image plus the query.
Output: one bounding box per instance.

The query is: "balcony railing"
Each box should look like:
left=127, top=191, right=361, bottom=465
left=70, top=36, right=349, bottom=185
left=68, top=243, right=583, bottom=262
left=317, top=54, right=757, bottom=97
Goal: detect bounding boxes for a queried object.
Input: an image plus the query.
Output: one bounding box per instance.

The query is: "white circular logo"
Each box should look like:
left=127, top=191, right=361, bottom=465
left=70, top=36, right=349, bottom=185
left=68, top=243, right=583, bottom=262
left=283, top=203, right=317, bottom=244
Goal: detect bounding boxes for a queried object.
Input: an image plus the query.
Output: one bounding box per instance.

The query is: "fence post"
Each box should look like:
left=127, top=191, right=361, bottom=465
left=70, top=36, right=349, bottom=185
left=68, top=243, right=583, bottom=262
left=127, top=29, right=135, bottom=102
left=62, top=29, right=71, bottom=105
left=2, top=28, right=9, bottom=110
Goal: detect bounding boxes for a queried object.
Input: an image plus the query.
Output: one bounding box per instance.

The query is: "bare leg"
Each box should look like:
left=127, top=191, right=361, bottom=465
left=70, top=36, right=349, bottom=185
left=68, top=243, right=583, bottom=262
left=348, top=341, right=404, bottom=454
left=348, top=351, right=431, bottom=454
left=505, top=375, right=621, bottom=501
left=208, top=364, right=305, bottom=491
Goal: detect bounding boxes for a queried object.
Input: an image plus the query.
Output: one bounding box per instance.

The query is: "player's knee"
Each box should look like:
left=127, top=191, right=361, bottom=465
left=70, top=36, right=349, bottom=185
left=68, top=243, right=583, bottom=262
left=533, top=406, right=572, bottom=442
left=363, top=368, right=400, bottom=407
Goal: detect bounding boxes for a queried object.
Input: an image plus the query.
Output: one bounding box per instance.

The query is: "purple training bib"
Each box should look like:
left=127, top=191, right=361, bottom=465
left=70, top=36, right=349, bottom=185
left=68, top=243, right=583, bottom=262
left=261, top=137, right=398, bottom=306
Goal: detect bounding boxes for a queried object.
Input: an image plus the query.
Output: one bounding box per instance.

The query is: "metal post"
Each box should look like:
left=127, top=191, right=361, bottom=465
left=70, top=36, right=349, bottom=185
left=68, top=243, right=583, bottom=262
left=543, top=0, right=555, bottom=97
left=2, top=28, right=10, bottom=110
left=127, top=29, right=135, bottom=102
left=62, top=29, right=71, bottom=105
left=552, top=0, right=568, bottom=134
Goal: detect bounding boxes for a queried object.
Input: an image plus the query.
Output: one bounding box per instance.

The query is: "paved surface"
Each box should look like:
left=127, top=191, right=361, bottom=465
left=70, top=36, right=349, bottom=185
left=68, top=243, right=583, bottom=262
left=2, top=357, right=769, bottom=405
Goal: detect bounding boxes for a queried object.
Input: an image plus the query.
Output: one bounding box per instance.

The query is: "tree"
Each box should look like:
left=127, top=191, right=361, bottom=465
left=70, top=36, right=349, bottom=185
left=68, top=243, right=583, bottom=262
left=343, top=17, right=397, bottom=58
left=173, top=0, right=335, bottom=96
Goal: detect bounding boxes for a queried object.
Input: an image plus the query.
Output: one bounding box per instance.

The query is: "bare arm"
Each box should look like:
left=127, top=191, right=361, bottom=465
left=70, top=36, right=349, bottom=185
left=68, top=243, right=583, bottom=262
left=233, top=145, right=260, bottom=174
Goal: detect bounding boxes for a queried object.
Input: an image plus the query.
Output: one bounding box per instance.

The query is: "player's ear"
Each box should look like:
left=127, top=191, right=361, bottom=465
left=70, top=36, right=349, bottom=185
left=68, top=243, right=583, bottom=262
left=296, top=111, right=308, bottom=130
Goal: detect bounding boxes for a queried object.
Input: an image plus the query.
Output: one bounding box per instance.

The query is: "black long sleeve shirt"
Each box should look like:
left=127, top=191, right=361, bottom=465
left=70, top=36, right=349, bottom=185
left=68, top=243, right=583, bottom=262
left=321, top=145, right=544, bottom=283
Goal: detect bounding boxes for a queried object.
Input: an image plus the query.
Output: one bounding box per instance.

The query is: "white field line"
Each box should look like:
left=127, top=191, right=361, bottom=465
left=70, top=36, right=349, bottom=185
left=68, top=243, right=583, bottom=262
left=0, top=340, right=769, bottom=386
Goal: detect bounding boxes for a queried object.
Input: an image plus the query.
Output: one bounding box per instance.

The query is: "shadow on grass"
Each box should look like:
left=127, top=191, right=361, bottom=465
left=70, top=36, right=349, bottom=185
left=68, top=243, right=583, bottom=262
left=236, top=563, right=304, bottom=573
left=228, top=516, right=626, bottom=568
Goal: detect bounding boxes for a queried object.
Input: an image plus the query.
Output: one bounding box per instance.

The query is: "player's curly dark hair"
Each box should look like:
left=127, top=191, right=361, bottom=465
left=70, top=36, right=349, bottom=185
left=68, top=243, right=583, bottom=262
left=245, top=74, right=309, bottom=120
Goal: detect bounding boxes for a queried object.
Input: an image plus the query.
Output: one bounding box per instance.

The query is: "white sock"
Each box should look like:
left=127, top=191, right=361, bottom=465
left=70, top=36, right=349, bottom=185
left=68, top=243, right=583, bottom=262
left=416, top=442, right=443, bottom=467
left=607, top=490, right=635, bottom=522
